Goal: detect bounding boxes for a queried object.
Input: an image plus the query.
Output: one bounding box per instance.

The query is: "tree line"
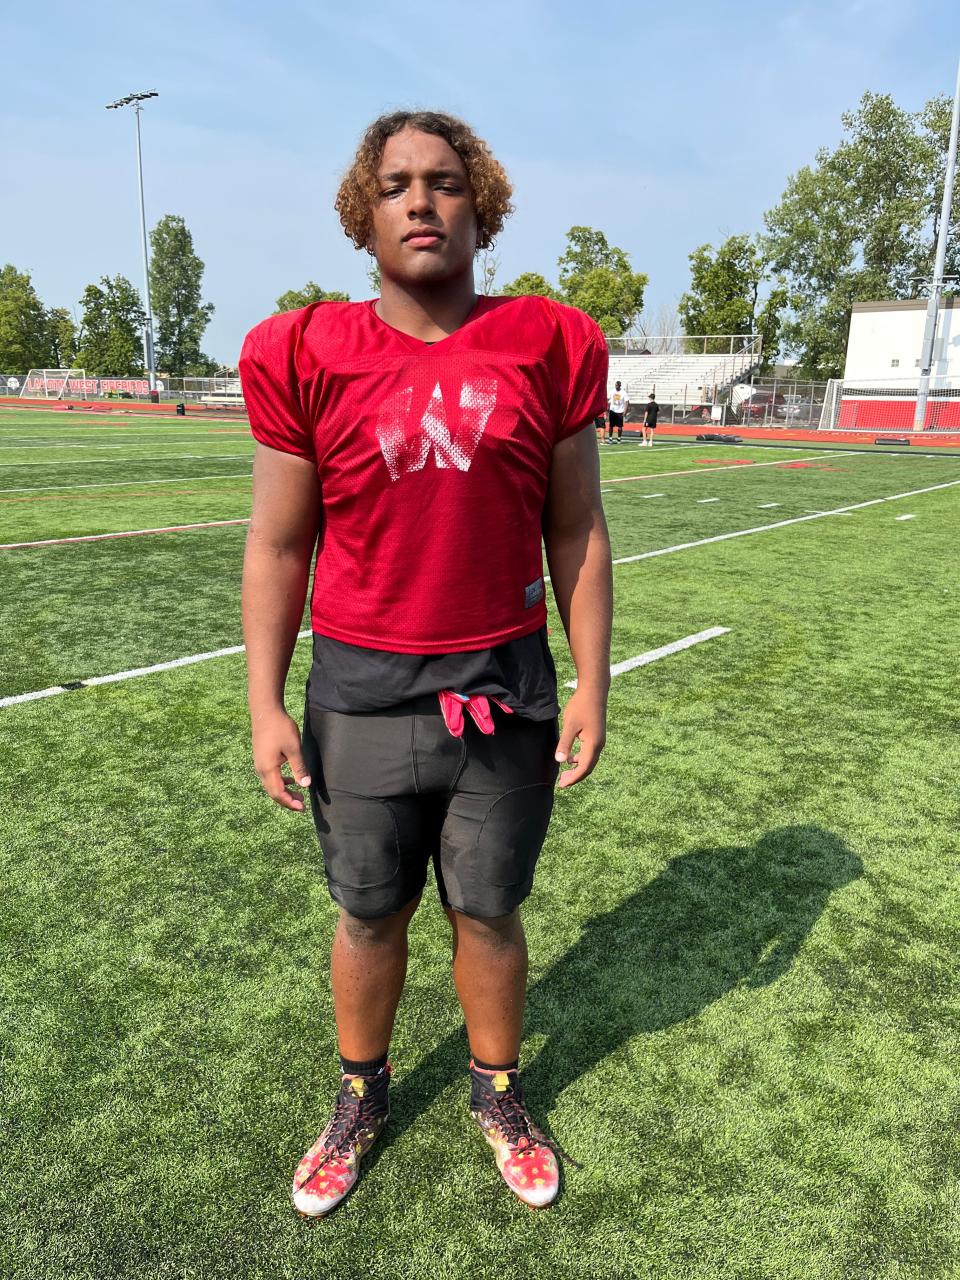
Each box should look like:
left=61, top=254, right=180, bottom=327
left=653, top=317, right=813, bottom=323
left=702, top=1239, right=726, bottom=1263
left=268, top=90, right=960, bottom=381
left=0, top=214, right=218, bottom=378
left=681, top=90, right=959, bottom=378
left=3, top=90, right=955, bottom=381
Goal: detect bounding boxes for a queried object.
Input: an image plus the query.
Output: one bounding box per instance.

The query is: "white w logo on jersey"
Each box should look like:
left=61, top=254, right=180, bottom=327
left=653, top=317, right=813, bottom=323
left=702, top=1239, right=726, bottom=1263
left=376, top=379, right=498, bottom=482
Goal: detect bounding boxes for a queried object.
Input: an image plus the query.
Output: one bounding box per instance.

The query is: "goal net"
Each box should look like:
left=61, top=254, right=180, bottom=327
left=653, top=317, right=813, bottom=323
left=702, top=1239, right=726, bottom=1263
left=820, top=378, right=960, bottom=431
left=19, top=369, right=88, bottom=400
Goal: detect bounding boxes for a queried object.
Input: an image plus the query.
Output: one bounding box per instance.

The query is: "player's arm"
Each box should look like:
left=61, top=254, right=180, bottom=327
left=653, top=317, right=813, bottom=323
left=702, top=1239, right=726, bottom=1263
left=242, top=443, right=321, bottom=811
left=543, top=425, right=613, bottom=788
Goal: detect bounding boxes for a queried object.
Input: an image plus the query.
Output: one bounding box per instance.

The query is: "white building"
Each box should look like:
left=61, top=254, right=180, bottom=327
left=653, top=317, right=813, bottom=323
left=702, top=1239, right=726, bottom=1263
left=834, top=298, right=960, bottom=430
left=844, top=298, right=960, bottom=384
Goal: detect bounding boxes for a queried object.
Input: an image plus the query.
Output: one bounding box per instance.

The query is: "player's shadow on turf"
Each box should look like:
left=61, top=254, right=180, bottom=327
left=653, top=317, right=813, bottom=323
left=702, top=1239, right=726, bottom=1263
left=382, top=824, right=862, bottom=1147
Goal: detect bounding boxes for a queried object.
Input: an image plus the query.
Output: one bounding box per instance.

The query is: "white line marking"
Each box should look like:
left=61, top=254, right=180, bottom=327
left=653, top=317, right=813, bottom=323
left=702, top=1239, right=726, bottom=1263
left=0, top=442, right=252, bottom=453
left=0, top=630, right=312, bottom=708
left=603, top=443, right=703, bottom=454
left=641, top=493, right=665, bottom=499
left=697, top=497, right=719, bottom=503
left=895, top=514, right=916, bottom=521
left=0, top=518, right=250, bottom=550
left=758, top=502, right=781, bottom=508
left=565, top=627, right=730, bottom=688
left=0, top=453, right=250, bottom=467
left=601, top=450, right=854, bottom=487
left=0, top=471, right=251, bottom=495
left=7, top=478, right=958, bottom=710
left=612, top=479, right=960, bottom=566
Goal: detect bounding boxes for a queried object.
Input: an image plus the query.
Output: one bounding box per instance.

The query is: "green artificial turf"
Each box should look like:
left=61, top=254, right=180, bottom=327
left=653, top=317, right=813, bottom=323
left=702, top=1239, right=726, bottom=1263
left=1, top=411, right=959, bottom=1278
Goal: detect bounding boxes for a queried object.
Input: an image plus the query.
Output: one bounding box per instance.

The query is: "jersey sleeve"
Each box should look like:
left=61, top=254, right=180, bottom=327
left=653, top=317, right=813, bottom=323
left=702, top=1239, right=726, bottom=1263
left=238, top=323, right=315, bottom=460
left=555, top=307, right=610, bottom=440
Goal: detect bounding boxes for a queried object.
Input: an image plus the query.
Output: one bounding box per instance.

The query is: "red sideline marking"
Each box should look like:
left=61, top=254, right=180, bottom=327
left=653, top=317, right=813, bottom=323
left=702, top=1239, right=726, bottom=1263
left=6, top=398, right=248, bottom=420
left=0, top=517, right=250, bottom=549
left=653, top=423, right=960, bottom=447
left=696, top=458, right=753, bottom=466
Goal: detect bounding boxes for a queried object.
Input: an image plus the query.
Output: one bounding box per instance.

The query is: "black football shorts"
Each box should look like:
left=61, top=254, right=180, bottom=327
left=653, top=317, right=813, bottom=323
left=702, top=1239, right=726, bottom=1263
left=302, top=695, right=559, bottom=919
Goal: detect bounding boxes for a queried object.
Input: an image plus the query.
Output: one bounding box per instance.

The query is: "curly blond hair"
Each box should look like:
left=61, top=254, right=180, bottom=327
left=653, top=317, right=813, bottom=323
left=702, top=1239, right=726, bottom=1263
left=335, top=110, right=514, bottom=253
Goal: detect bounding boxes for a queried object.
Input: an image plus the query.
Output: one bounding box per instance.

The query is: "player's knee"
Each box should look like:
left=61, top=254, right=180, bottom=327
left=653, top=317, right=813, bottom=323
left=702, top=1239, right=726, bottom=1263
left=340, top=895, right=419, bottom=945
left=451, top=907, right=523, bottom=949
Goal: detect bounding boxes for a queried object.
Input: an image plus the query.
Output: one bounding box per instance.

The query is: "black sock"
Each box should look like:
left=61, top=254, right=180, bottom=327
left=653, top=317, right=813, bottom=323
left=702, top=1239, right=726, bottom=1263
left=340, top=1051, right=388, bottom=1076
left=471, top=1057, right=519, bottom=1074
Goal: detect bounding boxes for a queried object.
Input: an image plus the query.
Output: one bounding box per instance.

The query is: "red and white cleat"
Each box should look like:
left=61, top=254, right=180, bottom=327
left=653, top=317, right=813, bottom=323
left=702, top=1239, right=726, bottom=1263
left=291, top=1066, right=390, bottom=1218
left=469, top=1064, right=564, bottom=1208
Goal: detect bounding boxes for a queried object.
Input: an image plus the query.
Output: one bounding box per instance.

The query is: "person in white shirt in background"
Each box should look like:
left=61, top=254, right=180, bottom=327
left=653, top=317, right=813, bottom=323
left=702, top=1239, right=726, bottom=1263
left=607, top=381, right=629, bottom=443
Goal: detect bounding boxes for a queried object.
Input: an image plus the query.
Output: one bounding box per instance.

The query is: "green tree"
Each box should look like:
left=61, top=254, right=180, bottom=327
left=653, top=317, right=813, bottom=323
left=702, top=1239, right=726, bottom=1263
left=500, top=271, right=560, bottom=300
left=764, top=90, right=960, bottom=378
left=149, top=215, right=216, bottom=375
left=274, top=282, right=350, bottom=313
left=0, top=264, right=50, bottom=370
left=367, top=261, right=381, bottom=294
left=556, top=226, right=647, bottom=336
left=76, top=275, right=146, bottom=376
left=45, top=307, right=78, bottom=367
left=679, top=234, right=786, bottom=371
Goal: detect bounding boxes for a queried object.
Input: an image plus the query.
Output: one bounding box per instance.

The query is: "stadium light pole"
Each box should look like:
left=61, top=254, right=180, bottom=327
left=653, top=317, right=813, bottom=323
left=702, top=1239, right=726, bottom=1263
left=105, top=90, right=159, bottom=395
left=914, top=57, right=960, bottom=429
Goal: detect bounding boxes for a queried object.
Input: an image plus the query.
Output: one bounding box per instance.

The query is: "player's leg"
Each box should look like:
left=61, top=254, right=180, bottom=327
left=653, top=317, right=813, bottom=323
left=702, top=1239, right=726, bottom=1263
left=293, top=705, right=432, bottom=1217
left=438, top=710, right=564, bottom=1207
left=331, top=896, right=422, bottom=1061
left=293, top=898, right=419, bottom=1219
left=446, top=907, right=527, bottom=1064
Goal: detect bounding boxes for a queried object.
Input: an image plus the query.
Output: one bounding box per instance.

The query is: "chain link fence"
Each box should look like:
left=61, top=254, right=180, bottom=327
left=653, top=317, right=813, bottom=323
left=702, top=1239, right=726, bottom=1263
left=1, top=373, right=243, bottom=404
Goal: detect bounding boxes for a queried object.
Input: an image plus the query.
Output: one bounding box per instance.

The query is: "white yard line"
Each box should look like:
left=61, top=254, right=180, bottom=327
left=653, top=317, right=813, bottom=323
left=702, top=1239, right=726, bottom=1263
left=0, top=437, right=250, bottom=449
left=0, top=518, right=250, bottom=550
left=600, top=450, right=854, bottom=486
left=612, top=478, right=960, bottom=566
left=565, top=627, right=730, bottom=688
left=603, top=443, right=703, bottom=454
left=758, top=502, right=781, bottom=508
left=0, top=471, right=251, bottom=495
left=0, top=453, right=251, bottom=467
left=0, top=631, right=312, bottom=709
left=5, top=477, right=958, bottom=711
left=697, top=497, right=720, bottom=503
left=895, top=514, right=916, bottom=521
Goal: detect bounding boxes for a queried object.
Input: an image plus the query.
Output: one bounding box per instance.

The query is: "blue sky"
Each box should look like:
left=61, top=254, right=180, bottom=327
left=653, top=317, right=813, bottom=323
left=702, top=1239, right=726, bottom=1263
left=2, top=0, right=958, bottom=363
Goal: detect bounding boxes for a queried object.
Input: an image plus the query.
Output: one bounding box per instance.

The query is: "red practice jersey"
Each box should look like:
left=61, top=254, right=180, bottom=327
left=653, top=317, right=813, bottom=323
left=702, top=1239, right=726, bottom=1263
left=240, top=295, right=608, bottom=653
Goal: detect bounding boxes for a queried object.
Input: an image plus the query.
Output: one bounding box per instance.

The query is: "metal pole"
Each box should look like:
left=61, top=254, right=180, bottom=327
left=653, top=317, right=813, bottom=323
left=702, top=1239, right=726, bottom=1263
left=915, top=55, right=960, bottom=429
left=106, top=91, right=158, bottom=395
left=133, top=103, right=157, bottom=393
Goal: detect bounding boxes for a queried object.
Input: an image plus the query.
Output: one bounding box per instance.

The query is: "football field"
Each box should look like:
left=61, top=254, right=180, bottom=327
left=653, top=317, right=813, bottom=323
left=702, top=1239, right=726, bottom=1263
left=2, top=409, right=959, bottom=1279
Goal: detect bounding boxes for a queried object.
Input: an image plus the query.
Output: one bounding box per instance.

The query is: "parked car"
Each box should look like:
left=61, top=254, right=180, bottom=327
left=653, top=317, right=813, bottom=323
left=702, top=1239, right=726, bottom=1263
left=774, top=399, right=821, bottom=424
left=680, top=404, right=713, bottom=423
left=734, top=391, right=785, bottom=422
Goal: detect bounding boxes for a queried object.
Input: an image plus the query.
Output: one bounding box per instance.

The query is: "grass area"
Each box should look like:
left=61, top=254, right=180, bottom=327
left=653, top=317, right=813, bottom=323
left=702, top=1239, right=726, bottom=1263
left=2, top=409, right=959, bottom=1278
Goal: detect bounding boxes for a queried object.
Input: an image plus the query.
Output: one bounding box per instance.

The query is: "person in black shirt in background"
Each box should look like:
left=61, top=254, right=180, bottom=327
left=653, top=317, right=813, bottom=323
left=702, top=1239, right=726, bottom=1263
left=642, top=393, right=660, bottom=447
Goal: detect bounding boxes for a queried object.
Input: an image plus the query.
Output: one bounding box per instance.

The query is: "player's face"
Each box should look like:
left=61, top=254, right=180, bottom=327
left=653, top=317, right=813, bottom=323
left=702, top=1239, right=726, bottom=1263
left=370, top=128, right=478, bottom=287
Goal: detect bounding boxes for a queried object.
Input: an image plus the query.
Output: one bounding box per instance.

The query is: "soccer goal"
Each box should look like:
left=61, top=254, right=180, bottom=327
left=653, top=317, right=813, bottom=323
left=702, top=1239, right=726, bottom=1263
left=19, top=369, right=87, bottom=400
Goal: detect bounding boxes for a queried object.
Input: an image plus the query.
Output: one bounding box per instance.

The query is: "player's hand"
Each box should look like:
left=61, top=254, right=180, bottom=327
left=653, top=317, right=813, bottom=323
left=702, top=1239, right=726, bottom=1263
left=252, top=707, right=312, bottom=811
left=555, top=687, right=607, bottom=789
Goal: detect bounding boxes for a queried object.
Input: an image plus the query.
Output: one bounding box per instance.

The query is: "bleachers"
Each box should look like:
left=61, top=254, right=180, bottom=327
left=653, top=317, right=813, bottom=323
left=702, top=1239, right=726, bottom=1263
left=607, top=348, right=761, bottom=412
